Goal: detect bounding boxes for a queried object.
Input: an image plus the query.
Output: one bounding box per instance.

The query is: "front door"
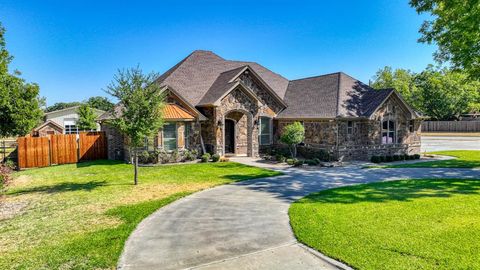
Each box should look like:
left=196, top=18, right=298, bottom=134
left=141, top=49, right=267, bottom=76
left=224, top=119, right=235, bottom=154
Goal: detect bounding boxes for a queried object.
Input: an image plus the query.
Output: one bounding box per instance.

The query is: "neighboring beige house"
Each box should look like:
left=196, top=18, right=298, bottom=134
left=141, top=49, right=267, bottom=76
left=33, top=106, right=105, bottom=136
left=100, top=50, right=422, bottom=161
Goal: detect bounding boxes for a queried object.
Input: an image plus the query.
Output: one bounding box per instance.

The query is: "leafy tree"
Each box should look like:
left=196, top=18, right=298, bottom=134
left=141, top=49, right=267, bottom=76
left=371, top=66, right=480, bottom=120
left=415, top=66, right=480, bottom=120
left=46, top=101, right=82, bottom=112
left=280, top=122, right=305, bottom=158
left=0, top=22, right=43, bottom=137
left=105, top=67, right=166, bottom=185
left=410, top=0, right=480, bottom=77
left=370, top=66, right=421, bottom=110
left=76, top=104, right=97, bottom=131
left=85, top=96, right=114, bottom=112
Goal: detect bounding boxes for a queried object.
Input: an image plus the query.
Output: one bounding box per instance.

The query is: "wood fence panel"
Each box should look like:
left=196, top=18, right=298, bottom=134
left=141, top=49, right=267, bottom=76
left=17, top=137, right=50, bottom=169
left=422, top=121, right=480, bottom=132
left=79, top=132, right=107, bottom=161
left=50, top=134, right=78, bottom=164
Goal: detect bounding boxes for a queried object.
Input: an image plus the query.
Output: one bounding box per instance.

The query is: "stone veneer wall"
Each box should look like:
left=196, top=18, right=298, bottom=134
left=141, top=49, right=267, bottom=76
left=273, top=95, right=421, bottom=161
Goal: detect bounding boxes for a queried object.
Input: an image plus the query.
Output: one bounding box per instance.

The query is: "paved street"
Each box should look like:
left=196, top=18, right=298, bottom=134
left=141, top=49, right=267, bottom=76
left=421, top=136, right=480, bottom=152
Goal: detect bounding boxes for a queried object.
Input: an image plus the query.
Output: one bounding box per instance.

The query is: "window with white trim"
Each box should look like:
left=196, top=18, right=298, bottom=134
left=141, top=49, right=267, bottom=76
left=259, top=117, right=272, bottom=145
left=381, top=120, right=396, bottom=144
left=163, top=122, right=177, bottom=151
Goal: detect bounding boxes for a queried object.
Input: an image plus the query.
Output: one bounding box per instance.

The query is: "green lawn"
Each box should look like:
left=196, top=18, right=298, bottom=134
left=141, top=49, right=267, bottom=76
left=386, top=150, right=480, bottom=168
left=289, top=178, right=480, bottom=270
left=0, top=160, right=281, bottom=270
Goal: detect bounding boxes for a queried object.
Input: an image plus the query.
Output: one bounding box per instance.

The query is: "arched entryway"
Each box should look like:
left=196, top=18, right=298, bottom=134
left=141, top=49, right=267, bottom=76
left=223, top=110, right=253, bottom=156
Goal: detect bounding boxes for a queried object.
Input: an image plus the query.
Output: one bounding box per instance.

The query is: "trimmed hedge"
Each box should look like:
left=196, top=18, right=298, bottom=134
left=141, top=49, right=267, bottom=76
left=371, top=154, right=421, bottom=163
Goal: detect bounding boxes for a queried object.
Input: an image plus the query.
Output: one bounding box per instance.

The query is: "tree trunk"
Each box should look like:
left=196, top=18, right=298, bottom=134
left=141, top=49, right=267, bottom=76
left=134, top=150, right=138, bottom=185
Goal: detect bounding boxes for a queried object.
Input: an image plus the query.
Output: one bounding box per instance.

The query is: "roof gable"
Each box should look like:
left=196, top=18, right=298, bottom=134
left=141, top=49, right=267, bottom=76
left=155, top=50, right=289, bottom=106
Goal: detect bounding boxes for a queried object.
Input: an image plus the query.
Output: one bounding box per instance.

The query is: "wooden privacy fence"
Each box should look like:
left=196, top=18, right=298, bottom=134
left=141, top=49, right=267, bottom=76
left=422, top=121, right=480, bottom=132
left=17, top=132, right=107, bottom=169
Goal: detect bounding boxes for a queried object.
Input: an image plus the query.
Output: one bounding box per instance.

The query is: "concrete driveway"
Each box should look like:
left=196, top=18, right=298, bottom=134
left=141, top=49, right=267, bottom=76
left=118, top=160, right=480, bottom=270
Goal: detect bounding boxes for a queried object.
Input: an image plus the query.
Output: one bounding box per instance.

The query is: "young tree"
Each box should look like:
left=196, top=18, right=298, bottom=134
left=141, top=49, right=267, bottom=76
left=76, top=104, right=97, bottom=131
left=105, top=67, right=165, bottom=185
left=410, top=0, right=480, bottom=77
left=280, top=122, right=305, bottom=158
left=0, top=22, right=43, bottom=137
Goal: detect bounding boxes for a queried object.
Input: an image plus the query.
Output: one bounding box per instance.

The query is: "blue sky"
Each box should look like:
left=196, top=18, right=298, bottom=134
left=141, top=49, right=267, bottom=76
left=1, top=0, right=435, bottom=105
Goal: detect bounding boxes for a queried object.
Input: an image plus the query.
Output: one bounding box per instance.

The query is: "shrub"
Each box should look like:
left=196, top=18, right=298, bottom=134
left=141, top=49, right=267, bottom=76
left=0, top=162, right=14, bottom=186
left=393, top=155, right=401, bottom=161
left=294, top=159, right=304, bottom=167
left=313, top=158, right=321, bottom=165
left=298, top=147, right=331, bottom=162
left=211, top=154, right=221, bottom=162
left=275, top=154, right=286, bottom=163
left=286, top=158, right=296, bottom=165
left=183, top=150, right=196, bottom=161
left=219, top=157, right=229, bottom=162
left=386, top=155, right=394, bottom=162
left=371, top=156, right=381, bottom=163
left=305, top=159, right=319, bottom=166
left=138, top=151, right=152, bottom=164
left=379, top=156, right=386, bottom=162
left=403, top=154, right=410, bottom=160
left=201, top=153, right=211, bottom=163
left=413, top=154, right=421, bottom=159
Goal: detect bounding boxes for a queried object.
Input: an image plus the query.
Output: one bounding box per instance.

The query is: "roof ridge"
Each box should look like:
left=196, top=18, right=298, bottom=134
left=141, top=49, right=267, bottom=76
left=290, top=72, right=342, bottom=82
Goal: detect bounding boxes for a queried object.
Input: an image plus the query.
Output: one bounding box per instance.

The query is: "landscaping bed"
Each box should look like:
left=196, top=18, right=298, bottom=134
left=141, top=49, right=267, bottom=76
left=0, top=160, right=281, bottom=269
left=289, top=178, right=480, bottom=270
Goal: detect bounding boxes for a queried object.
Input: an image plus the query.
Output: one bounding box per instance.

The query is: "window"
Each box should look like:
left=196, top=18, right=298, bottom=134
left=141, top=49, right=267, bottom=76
left=382, top=120, right=396, bottom=144
left=65, top=125, right=78, bottom=134
left=259, top=117, right=272, bottom=145
left=409, top=120, right=415, bottom=133
left=347, top=121, right=353, bottom=135
left=163, top=122, right=177, bottom=151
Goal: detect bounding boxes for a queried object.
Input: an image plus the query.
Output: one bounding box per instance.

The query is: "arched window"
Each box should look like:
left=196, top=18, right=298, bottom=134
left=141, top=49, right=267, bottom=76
left=382, top=120, right=395, bottom=144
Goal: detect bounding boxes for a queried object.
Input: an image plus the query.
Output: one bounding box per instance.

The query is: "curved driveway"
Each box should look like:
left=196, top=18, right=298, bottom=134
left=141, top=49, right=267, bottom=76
left=118, top=160, right=479, bottom=270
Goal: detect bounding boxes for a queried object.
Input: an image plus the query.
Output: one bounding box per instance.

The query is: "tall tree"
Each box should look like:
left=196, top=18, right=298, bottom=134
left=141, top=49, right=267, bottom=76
left=370, top=66, right=421, bottom=110
left=85, top=96, right=114, bottom=111
left=105, top=67, right=165, bottom=185
left=371, top=65, right=480, bottom=120
left=410, top=0, right=480, bottom=77
left=76, top=104, right=97, bottom=131
left=0, top=23, right=43, bottom=137
left=415, top=66, right=480, bottom=120
left=45, top=101, right=83, bottom=112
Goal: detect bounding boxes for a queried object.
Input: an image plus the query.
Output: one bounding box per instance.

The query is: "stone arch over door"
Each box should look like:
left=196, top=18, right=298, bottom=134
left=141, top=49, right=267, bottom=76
left=223, top=109, right=253, bottom=156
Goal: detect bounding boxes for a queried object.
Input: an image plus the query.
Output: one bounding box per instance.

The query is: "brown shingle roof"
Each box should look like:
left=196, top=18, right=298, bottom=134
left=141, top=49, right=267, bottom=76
left=153, top=51, right=414, bottom=120
left=277, top=72, right=395, bottom=119
left=155, top=50, right=290, bottom=106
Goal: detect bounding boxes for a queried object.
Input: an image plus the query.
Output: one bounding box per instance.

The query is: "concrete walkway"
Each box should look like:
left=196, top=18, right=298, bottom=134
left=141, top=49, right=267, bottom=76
left=118, top=159, right=480, bottom=270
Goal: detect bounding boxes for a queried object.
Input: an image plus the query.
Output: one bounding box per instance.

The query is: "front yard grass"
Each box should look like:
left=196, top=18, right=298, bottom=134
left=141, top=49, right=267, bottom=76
left=0, top=160, right=281, bottom=269
left=289, top=178, right=480, bottom=270
left=383, top=150, right=480, bottom=168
